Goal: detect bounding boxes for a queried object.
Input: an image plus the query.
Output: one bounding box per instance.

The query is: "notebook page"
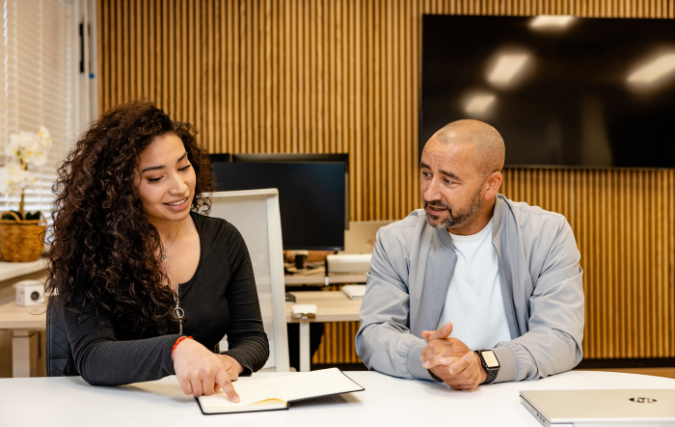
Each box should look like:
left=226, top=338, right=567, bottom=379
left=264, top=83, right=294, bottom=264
left=270, top=368, right=363, bottom=402
left=198, top=381, right=282, bottom=410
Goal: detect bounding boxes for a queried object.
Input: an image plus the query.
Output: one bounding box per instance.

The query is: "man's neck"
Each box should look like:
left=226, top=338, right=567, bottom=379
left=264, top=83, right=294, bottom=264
left=447, top=199, right=496, bottom=236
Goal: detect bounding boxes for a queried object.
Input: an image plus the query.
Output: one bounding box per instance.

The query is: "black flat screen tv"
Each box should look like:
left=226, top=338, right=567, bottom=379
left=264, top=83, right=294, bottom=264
left=421, top=15, right=675, bottom=168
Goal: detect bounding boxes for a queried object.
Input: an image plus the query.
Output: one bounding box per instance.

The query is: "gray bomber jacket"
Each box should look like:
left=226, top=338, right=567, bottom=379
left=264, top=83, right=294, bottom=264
left=355, top=194, right=584, bottom=383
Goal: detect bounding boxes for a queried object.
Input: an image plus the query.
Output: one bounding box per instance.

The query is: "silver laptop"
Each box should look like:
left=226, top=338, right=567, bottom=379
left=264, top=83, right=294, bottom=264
left=520, top=389, right=675, bottom=426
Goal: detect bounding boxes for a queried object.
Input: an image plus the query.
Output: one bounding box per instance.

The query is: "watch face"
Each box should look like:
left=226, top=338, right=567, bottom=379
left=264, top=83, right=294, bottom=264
left=481, top=351, right=499, bottom=368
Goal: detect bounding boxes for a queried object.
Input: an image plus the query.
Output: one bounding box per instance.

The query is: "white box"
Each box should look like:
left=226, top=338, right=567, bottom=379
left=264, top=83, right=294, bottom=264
left=341, top=285, right=366, bottom=300
left=291, top=304, right=317, bottom=319
left=326, top=254, right=372, bottom=274
left=15, top=280, right=46, bottom=306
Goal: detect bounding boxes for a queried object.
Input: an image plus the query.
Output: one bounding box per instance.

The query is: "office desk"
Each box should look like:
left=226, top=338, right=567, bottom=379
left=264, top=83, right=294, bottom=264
left=1, top=371, right=674, bottom=427
left=285, top=291, right=361, bottom=323
left=0, top=301, right=46, bottom=378
left=0, top=292, right=358, bottom=378
left=286, top=291, right=361, bottom=372
left=0, top=259, right=48, bottom=377
left=284, top=273, right=367, bottom=287
left=0, top=259, right=47, bottom=282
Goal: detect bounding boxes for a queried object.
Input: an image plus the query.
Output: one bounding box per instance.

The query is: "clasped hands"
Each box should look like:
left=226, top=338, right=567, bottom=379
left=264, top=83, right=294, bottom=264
left=172, top=338, right=243, bottom=402
left=420, top=322, right=488, bottom=390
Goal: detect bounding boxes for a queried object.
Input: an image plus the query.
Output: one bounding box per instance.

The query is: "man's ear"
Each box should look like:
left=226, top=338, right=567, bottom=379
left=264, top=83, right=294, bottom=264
left=483, top=171, right=503, bottom=200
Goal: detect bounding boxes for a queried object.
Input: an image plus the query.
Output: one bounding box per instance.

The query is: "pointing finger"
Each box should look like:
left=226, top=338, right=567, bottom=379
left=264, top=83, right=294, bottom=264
left=216, top=369, right=240, bottom=403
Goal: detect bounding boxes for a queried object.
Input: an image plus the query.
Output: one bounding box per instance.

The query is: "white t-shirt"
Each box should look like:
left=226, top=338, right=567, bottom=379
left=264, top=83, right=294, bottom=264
left=436, top=218, right=511, bottom=350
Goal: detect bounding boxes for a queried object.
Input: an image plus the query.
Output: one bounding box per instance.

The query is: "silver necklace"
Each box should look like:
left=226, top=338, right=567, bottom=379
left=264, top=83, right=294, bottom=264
left=161, top=221, right=181, bottom=263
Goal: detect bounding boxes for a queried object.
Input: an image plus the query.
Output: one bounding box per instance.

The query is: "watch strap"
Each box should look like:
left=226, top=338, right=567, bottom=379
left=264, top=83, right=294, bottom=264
left=476, top=350, right=499, bottom=385
left=483, top=366, right=498, bottom=384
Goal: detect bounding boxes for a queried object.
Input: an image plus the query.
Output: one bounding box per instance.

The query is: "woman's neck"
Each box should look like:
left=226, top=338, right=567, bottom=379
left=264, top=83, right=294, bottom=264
left=149, top=216, right=184, bottom=242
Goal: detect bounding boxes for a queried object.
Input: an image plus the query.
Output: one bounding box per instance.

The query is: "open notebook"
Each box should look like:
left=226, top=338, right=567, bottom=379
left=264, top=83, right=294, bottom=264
left=196, top=368, right=365, bottom=415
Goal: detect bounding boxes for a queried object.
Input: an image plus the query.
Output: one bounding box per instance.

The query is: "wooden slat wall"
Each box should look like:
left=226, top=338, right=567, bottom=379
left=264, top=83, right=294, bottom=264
left=97, top=0, right=675, bottom=362
left=502, top=169, right=675, bottom=360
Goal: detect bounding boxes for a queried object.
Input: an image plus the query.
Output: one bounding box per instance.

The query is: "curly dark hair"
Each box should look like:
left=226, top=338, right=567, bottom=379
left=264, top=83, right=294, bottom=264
left=46, top=101, right=215, bottom=334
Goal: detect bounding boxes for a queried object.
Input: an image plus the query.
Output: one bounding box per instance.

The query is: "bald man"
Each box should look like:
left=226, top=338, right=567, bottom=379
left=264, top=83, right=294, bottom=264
left=356, top=119, right=584, bottom=389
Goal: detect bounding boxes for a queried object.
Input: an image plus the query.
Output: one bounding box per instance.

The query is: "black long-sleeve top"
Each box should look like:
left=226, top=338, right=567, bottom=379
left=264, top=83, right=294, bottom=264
left=63, top=212, right=270, bottom=385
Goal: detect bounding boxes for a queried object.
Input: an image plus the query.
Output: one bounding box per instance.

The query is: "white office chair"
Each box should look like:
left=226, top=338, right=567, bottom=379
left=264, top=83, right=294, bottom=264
left=208, top=189, right=290, bottom=372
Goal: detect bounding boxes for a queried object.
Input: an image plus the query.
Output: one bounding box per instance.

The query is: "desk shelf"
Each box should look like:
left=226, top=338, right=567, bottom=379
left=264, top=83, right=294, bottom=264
left=0, top=259, right=47, bottom=282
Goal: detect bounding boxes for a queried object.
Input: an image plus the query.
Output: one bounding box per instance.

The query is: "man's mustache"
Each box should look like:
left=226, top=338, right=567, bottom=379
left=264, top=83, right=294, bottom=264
left=424, top=200, right=450, bottom=211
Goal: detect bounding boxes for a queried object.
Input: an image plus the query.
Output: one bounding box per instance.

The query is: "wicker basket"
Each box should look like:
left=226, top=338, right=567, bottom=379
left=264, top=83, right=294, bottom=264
left=0, top=211, right=46, bottom=262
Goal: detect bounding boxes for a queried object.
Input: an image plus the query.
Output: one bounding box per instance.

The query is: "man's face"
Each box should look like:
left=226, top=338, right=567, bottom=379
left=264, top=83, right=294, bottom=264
left=420, top=138, right=484, bottom=230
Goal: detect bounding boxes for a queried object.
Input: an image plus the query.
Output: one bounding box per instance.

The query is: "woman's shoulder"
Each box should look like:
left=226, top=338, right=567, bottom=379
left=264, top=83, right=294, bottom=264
left=190, top=211, right=245, bottom=245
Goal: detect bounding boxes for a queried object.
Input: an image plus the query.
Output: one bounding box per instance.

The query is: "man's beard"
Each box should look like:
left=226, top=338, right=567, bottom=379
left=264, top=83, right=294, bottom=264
left=424, top=189, right=482, bottom=230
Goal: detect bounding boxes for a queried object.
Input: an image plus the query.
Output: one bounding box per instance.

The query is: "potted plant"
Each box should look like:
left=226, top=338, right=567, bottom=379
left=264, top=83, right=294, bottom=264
left=0, top=127, right=52, bottom=262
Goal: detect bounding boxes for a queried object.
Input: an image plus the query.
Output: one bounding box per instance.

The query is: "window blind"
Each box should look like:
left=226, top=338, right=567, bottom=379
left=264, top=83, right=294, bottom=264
left=1, top=0, right=76, bottom=221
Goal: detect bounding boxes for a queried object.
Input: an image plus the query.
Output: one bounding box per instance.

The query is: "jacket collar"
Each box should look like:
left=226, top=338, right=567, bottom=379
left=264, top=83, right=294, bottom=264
left=492, top=194, right=507, bottom=242
left=418, top=195, right=516, bottom=336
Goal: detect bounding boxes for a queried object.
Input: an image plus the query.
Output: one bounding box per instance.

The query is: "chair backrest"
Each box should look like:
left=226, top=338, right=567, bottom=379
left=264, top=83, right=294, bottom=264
left=46, top=295, right=76, bottom=376
left=208, top=189, right=290, bottom=372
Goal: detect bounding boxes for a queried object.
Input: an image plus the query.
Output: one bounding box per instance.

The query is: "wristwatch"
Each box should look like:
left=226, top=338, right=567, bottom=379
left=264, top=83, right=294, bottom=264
left=475, top=350, right=500, bottom=384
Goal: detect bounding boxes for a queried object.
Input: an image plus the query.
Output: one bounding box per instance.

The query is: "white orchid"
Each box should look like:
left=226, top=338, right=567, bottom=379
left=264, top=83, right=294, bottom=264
left=38, top=126, right=53, bottom=149
left=31, top=148, right=49, bottom=166
left=0, top=126, right=52, bottom=217
left=0, top=166, right=11, bottom=195
left=4, top=130, right=43, bottom=164
left=5, top=133, right=22, bottom=157
left=0, top=161, right=34, bottom=194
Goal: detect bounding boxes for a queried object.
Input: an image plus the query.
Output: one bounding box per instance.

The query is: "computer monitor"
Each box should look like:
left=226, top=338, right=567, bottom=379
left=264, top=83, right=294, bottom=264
left=232, top=153, right=349, bottom=230
left=210, top=155, right=348, bottom=251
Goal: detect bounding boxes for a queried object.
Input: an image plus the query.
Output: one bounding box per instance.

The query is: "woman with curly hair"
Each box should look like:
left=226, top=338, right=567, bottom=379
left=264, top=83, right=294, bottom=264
left=46, top=101, right=268, bottom=401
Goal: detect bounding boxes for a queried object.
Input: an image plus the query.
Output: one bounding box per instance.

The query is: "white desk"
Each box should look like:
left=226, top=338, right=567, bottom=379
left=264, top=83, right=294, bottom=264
left=284, top=273, right=367, bottom=287
left=285, top=291, right=361, bottom=372
left=0, top=259, right=47, bottom=282
left=0, top=301, right=46, bottom=378
left=0, top=291, right=359, bottom=377
left=0, top=259, right=48, bottom=377
left=0, top=371, right=674, bottom=426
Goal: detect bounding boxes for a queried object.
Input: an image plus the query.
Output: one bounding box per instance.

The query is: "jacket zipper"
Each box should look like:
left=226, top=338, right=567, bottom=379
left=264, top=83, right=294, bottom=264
left=174, top=286, right=185, bottom=335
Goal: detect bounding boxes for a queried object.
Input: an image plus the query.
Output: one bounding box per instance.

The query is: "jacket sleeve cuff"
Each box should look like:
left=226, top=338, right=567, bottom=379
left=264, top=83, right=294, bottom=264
left=406, top=343, right=442, bottom=382
left=163, top=335, right=181, bottom=376
left=222, top=349, right=254, bottom=377
left=493, top=346, right=518, bottom=383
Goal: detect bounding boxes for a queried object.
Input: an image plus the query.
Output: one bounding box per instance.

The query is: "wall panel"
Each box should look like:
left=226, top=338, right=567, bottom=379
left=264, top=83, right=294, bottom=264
left=97, top=0, right=675, bottom=362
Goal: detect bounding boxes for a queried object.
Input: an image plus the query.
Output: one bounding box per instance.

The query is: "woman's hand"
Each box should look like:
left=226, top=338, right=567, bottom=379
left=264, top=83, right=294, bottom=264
left=218, top=354, right=244, bottom=381
left=172, top=338, right=240, bottom=402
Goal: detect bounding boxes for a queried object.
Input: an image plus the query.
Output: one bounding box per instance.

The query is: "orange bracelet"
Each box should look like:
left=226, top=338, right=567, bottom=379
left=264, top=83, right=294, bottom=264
left=171, top=336, right=193, bottom=355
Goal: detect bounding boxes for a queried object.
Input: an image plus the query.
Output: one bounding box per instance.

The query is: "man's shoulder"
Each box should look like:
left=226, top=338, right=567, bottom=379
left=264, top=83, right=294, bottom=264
left=374, top=209, right=435, bottom=259
left=380, top=209, right=425, bottom=230
left=502, top=196, right=566, bottom=224
left=378, top=209, right=427, bottom=239
left=500, top=196, right=567, bottom=230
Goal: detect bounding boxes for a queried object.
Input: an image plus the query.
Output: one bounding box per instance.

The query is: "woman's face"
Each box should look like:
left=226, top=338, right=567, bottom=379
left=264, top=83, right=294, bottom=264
left=137, top=133, right=196, bottom=225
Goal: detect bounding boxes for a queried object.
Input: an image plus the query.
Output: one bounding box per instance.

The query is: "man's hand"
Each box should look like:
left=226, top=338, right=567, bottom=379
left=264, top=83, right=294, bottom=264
left=420, top=322, right=488, bottom=390
left=172, top=338, right=240, bottom=402
left=421, top=322, right=472, bottom=368
left=428, top=352, right=487, bottom=390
